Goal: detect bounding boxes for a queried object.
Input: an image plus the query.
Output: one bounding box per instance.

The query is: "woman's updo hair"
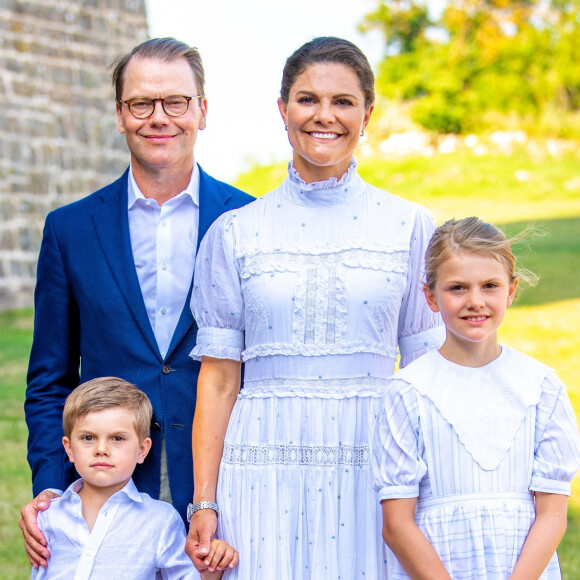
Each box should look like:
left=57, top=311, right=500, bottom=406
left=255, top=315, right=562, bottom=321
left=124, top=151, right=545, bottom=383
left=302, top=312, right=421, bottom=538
left=280, top=37, right=375, bottom=109
left=425, top=217, right=538, bottom=291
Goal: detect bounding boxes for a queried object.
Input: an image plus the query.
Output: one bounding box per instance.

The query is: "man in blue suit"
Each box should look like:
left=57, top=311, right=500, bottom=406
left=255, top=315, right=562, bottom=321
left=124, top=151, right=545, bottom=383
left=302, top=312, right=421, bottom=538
left=20, top=37, right=253, bottom=569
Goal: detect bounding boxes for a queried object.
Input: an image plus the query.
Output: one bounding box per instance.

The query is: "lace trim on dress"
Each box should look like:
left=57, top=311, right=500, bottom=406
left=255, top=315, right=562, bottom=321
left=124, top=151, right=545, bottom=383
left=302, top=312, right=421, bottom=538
left=190, top=344, right=242, bottom=362
left=237, top=247, right=409, bottom=278
left=288, top=158, right=357, bottom=191
left=245, top=290, right=270, bottom=331
left=222, top=442, right=370, bottom=467
left=239, top=376, right=388, bottom=399
left=242, top=340, right=398, bottom=361
left=372, top=292, right=402, bottom=334
left=291, top=260, right=348, bottom=346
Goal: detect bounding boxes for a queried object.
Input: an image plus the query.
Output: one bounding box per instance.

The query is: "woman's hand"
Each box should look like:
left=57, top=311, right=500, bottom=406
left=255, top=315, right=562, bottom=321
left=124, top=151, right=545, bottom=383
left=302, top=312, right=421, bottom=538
left=185, top=508, right=219, bottom=569
left=185, top=357, right=241, bottom=569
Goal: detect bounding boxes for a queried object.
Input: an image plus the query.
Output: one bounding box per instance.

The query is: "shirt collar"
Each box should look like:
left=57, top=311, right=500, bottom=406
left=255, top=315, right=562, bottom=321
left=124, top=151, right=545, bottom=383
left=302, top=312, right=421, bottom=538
left=127, top=162, right=200, bottom=209
left=64, top=477, right=144, bottom=504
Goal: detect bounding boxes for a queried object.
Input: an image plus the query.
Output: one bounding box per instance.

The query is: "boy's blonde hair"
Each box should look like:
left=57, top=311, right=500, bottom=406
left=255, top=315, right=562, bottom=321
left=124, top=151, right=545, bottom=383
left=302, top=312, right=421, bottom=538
left=63, top=377, right=152, bottom=441
left=424, top=217, right=538, bottom=291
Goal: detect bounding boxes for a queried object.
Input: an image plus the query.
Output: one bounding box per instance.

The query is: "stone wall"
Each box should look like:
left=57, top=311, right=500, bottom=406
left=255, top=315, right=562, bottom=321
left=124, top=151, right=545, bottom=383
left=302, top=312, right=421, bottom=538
left=0, top=0, right=149, bottom=309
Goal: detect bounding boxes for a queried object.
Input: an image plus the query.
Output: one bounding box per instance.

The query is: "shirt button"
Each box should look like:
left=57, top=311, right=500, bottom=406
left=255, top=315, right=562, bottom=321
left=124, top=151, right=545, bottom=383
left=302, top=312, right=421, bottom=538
left=160, top=262, right=167, bottom=270
left=160, top=307, right=167, bottom=315
left=161, top=220, right=167, bottom=227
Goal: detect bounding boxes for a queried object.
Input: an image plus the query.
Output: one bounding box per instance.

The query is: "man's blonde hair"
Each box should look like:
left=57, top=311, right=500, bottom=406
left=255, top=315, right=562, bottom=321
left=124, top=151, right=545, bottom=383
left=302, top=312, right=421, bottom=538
left=63, top=377, right=152, bottom=441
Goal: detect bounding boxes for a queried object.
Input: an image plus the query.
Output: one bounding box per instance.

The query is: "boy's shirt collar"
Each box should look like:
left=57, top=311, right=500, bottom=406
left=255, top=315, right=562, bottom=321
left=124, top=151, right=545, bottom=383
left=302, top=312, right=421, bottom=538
left=62, top=477, right=143, bottom=505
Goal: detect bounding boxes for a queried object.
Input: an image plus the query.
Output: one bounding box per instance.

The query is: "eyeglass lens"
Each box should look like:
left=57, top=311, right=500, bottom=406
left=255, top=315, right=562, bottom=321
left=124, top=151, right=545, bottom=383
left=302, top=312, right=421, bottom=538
left=127, top=96, right=190, bottom=118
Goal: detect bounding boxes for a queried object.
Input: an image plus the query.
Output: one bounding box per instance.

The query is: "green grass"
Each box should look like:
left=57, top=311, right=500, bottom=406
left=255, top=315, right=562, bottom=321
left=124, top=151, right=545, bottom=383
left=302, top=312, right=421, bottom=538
left=503, top=217, right=580, bottom=307
left=559, top=504, right=580, bottom=578
left=0, top=309, right=34, bottom=578
left=2, top=148, right=580, bottom=577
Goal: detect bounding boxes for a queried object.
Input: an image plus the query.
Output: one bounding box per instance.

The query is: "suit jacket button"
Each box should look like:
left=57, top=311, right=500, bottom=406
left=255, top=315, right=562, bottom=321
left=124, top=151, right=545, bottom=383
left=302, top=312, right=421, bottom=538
left=162, top=364, right=172, bottom=375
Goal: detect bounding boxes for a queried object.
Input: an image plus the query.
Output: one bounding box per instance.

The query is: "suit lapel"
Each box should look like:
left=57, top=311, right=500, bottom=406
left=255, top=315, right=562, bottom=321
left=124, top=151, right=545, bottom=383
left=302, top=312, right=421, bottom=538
left=166, top=165, right=230, bottom=357
left=197, top=165, right=233, bottom=250
left=91, top=170, right=161, bottom=359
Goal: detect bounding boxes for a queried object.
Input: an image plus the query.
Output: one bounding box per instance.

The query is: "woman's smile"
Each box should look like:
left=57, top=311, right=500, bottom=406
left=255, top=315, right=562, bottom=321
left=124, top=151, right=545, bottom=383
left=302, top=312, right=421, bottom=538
left=278, top=62, right=373, bottom=184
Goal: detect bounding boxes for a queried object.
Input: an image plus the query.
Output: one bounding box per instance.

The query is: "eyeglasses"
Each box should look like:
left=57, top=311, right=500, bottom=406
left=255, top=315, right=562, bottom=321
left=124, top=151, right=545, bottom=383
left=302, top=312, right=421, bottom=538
left=119, top=95, right=202, bottom=119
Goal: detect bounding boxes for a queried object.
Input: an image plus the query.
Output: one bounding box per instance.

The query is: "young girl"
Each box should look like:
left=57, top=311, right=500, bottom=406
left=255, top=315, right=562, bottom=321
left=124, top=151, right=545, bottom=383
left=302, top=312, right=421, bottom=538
left=372, top=217, right=580, bottom=579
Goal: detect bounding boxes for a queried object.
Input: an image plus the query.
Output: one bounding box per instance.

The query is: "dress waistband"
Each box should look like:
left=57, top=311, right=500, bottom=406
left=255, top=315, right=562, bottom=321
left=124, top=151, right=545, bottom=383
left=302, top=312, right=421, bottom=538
left=239, top=376, right=388, bottom=398
left=417, top=491, right=534, bottom=511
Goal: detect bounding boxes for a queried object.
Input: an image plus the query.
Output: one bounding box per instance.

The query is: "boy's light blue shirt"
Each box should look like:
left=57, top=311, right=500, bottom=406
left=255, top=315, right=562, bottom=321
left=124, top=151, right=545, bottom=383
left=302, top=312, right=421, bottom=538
left=31, top=478, right=199, bottom=580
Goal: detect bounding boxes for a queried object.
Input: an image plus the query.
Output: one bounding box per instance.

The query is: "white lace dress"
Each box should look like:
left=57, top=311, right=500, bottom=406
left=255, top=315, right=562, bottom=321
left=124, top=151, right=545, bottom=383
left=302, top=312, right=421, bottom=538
left=191, top=161, right=444, bottom=579
left=373, top=347, right=580, bottom=579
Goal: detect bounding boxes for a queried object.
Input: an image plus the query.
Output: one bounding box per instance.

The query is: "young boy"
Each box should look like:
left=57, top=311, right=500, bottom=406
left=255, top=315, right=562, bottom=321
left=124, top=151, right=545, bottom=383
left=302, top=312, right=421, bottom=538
left=31, top=377, right=238, bottom=579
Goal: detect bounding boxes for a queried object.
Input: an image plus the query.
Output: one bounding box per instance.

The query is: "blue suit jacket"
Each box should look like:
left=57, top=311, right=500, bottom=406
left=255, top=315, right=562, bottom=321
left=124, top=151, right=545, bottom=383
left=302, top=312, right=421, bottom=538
left=25, top=166, right=253, bottom=521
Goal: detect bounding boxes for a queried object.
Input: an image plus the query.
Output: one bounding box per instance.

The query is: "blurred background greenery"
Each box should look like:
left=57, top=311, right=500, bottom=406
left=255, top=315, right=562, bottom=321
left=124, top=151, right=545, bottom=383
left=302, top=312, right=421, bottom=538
left=360, top=0, right=580, bottom=137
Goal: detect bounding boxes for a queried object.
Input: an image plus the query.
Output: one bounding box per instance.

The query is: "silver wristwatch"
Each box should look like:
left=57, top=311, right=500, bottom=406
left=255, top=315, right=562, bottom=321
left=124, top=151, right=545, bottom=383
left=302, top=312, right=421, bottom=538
left=187, top=501, right=220, bottom=522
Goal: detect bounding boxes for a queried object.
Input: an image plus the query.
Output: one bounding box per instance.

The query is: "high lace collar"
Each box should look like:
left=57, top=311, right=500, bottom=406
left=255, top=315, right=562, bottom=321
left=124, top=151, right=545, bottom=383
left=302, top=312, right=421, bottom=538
left=283, top=158, right=365, bottom=207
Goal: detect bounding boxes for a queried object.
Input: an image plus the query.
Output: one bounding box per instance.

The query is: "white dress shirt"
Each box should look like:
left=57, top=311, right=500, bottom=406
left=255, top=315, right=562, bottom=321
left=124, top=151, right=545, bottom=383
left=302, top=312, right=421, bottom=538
left=128, top=164, right=199, bottom=359
left=32, top=478, right=199, bottom=580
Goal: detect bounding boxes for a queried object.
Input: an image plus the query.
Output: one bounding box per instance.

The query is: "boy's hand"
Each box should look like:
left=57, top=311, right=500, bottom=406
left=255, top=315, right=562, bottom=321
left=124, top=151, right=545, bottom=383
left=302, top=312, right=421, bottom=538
left=19, top=490, right=60, bottom=569
left=203, top=539, right=239, bottom=574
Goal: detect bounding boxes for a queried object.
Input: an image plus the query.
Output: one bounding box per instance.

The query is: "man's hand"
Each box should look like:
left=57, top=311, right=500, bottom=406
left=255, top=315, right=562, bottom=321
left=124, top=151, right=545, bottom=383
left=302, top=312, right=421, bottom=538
left=19, top=490, right=60, bottom=569
left=185, top=509, right=218, bottom=570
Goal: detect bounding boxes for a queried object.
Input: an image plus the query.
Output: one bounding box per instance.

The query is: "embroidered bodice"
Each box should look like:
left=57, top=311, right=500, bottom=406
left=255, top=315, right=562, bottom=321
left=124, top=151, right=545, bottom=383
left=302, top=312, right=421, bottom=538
left=192, top=160, right=443, bottom=391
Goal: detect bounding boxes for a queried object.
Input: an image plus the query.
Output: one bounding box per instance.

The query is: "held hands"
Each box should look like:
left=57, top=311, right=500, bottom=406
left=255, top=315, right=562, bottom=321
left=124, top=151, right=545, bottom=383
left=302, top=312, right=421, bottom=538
left=200, top=539, right=239, bottom=576
left=186, top=508, right=239, bottom=577
left=19, top=490, right=60, bottom=569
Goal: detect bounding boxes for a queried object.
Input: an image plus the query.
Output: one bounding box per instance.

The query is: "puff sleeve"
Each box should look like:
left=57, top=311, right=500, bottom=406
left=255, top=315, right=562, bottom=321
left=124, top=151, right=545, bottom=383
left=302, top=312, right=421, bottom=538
left=372, top=380, right=427, bottom=501
left=397, top=206, right=444, bottom=367
left=530, top=373, right=580, bottom=495
left=190, top=212, right=245, bottom=362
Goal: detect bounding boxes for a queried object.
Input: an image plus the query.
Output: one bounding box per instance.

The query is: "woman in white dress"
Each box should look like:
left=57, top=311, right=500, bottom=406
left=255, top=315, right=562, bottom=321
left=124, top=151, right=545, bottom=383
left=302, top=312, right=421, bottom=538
left=373, top=217, right=580, bottom=579
left=186, top=37, right=444, bottom=579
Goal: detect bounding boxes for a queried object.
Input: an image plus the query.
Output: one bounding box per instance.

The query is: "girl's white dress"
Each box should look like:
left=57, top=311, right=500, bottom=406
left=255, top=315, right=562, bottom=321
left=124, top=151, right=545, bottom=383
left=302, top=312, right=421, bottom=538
left=191, top=161, right=444, bottom=579
left=373, top=346, right=580, bottom=579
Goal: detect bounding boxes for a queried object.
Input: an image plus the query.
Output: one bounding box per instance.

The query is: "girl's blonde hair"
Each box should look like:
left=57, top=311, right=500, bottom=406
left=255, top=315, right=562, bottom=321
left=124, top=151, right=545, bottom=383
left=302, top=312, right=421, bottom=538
left=425, top=217, right=538, bottom=291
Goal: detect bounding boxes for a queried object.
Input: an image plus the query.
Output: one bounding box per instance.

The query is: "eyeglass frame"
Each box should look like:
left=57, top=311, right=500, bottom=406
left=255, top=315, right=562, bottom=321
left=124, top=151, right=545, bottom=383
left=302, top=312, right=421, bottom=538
left=118, top=95, right=202, bottom=119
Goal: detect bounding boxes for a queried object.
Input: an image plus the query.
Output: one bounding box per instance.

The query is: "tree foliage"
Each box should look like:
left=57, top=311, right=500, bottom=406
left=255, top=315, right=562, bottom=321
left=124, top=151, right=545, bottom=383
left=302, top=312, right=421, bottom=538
left=361, top=0, right=580, bottom=134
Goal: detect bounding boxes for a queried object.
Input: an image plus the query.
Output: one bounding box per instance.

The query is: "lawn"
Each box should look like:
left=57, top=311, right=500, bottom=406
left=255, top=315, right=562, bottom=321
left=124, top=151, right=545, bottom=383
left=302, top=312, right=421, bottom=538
left=1, top=149, right=579, bottom=578
left=0, top=309, right=35, bottom=578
